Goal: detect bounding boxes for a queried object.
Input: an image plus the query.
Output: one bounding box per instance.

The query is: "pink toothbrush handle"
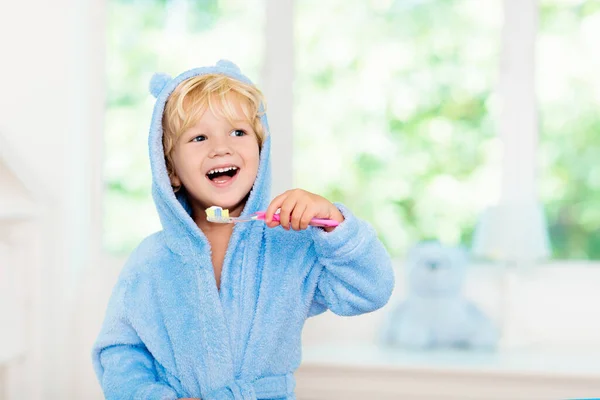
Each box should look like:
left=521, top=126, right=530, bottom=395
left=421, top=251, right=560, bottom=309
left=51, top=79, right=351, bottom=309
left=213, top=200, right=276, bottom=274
left=254, top=212, right=339, bottom=227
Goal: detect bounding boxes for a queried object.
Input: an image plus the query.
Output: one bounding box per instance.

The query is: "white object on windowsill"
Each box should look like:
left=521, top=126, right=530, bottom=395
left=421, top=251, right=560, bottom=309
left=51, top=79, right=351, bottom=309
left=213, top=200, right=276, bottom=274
left=471, top=203, right=551, bottom=349
left=471, top=203, right=551, bottom=264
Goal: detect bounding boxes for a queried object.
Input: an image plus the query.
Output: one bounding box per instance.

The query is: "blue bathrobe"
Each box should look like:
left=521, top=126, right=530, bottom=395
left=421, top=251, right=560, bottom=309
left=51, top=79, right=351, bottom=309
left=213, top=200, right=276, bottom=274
left=92, top=60, right=395, bottom=400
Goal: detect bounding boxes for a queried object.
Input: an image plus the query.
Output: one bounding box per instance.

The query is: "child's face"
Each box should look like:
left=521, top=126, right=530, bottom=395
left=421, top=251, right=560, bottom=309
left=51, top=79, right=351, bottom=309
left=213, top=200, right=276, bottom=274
left=169, top=100, right=260, bottom=214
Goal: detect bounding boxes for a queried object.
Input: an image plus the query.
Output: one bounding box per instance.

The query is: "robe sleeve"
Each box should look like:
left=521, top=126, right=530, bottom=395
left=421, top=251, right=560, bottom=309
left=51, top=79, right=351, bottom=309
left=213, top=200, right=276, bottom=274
left=91, top=276, right=179, bottom=400
left=308, top=203, right=395, bottom=317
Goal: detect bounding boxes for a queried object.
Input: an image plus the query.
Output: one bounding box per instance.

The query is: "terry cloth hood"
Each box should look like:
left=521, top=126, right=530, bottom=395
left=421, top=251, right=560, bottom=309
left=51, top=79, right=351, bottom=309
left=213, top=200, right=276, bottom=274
left=92, top=60, right=395, bottom=400
left=148, top=59, right=272, bottom=257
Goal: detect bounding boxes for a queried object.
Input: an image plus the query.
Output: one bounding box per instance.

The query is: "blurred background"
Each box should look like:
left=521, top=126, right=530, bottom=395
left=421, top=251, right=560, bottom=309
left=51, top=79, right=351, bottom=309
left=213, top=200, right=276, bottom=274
left=1, top=0, right=600, bottom=398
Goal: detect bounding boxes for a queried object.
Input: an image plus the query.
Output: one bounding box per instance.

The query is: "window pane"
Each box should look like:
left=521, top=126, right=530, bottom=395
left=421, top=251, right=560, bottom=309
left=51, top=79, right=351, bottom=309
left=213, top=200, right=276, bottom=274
left=294, top=0, right=502, bottom=257
left=104, top=0, right=264, bottom=254
left=538, top=0, right=600, bottom=260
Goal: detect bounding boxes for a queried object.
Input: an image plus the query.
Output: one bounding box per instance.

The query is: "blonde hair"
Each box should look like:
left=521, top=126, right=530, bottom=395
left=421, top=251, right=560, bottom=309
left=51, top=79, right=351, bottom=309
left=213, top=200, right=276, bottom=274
left=162, top=74, right=266, bottom=185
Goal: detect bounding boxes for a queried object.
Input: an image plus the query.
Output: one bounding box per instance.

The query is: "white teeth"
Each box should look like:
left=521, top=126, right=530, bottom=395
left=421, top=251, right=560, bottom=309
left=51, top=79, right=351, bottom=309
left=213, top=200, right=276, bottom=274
left=207, top=166, right=238, bottom=175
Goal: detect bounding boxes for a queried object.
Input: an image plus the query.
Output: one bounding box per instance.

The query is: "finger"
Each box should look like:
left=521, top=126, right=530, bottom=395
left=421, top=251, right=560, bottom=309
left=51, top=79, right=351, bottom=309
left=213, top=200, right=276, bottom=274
left=291, top=202, right=308, bottom=231
left=265, top=192, right=288, bottom=224
left=265, top=211, right=280, bottom=228
left=300, top=205, right=317, bottom=230
left=279, top=195, right=298, bottom=230
left=266, top=216, right=279, bottom=229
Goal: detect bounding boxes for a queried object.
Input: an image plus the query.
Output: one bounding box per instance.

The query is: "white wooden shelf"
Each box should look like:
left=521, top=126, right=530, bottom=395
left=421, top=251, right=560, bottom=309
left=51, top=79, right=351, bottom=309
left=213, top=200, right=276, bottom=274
left=0, top=161, right=37, bottom=223
left=0, top=156, right=35, bottom=370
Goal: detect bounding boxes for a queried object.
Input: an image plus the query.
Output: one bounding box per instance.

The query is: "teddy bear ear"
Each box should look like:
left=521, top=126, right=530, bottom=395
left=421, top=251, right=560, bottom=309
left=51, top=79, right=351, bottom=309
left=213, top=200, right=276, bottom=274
left=216, top=59, right=241, bottom=74
left=408, top=240, right=437, bottom=256
left=453, top=246, right=469, bottom=263
left=149, top=72, right=172, bottom=98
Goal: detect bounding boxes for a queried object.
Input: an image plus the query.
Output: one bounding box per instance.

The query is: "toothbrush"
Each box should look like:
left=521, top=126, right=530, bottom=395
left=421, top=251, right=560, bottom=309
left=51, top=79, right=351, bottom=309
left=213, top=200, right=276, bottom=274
left=205, top=206, right=339, bottom=227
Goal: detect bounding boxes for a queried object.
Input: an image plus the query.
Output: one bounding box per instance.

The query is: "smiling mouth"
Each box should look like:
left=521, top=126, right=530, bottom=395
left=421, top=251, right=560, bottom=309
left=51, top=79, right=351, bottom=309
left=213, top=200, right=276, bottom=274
left=206, top=166, right=240, bottom=183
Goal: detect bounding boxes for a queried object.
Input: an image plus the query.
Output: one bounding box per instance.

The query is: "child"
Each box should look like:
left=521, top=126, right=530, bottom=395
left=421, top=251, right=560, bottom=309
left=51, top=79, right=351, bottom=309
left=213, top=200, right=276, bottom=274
left=92, top=60, right=395, bottom=400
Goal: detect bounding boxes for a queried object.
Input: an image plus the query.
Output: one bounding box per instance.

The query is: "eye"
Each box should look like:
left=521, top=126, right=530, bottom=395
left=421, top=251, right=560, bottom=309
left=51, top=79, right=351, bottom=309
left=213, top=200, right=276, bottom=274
left=191, top=135, right=207, bottom=142
left=230, top=129, right=247, bottom=137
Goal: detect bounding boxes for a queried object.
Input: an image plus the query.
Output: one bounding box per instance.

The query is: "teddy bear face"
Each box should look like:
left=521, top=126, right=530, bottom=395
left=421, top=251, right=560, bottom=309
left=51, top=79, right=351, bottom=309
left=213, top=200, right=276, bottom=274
left=406, top=241, right=467, bottom=296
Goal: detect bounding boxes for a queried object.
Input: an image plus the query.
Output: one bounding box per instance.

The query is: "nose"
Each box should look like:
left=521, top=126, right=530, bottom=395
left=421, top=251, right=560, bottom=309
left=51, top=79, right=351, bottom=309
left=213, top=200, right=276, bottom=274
left=208, top=136, right=233, bottom=158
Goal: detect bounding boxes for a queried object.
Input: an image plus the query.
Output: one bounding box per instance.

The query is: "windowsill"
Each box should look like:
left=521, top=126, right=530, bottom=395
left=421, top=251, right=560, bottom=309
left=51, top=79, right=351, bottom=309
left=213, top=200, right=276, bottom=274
left=297, top=342, right=600, bottom=399
left=301, top=342, right=600, bottom=378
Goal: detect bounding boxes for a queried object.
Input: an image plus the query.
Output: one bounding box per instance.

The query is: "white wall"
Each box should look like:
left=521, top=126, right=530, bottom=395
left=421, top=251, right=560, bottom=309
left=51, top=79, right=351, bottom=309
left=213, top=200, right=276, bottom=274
left=0, top=0, right=105, bottom=397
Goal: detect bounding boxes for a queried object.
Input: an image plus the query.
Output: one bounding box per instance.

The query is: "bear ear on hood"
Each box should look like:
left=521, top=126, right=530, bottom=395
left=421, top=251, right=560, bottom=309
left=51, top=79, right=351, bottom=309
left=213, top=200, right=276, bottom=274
left=216, top=59, right=241, bottom=74
left=148, top=60, right=239, bottom=99
left=149, top=72, right=173, bottom=98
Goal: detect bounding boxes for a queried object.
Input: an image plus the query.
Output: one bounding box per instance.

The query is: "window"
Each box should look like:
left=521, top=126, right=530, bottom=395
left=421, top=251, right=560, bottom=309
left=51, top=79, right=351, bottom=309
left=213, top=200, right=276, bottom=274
left=103, top=0, right=600, bottom=262
left=99, top=0, right=600, bottom=351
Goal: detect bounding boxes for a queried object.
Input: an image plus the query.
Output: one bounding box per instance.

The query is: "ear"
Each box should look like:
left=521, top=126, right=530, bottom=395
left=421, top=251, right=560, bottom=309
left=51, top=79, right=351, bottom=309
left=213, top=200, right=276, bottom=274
left=452, top=246, right=469, bottom=267
left=170, top=172, right=181, bottom=189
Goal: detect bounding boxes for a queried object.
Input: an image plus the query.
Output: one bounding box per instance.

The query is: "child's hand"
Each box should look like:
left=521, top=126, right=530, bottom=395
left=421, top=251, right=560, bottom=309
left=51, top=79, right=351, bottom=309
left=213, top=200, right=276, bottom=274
left=264, top=189, right=344, bottom=232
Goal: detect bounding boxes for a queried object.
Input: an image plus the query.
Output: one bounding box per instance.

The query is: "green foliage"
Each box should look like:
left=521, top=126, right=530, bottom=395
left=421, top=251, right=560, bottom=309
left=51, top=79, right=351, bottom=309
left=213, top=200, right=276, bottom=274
left=294, top=0, right=501, bottom=257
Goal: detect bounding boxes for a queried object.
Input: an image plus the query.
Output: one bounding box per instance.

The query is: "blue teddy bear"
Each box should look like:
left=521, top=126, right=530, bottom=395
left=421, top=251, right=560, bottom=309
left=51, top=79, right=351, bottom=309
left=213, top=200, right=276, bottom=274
left=381, top=241, right=498, bottom=349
